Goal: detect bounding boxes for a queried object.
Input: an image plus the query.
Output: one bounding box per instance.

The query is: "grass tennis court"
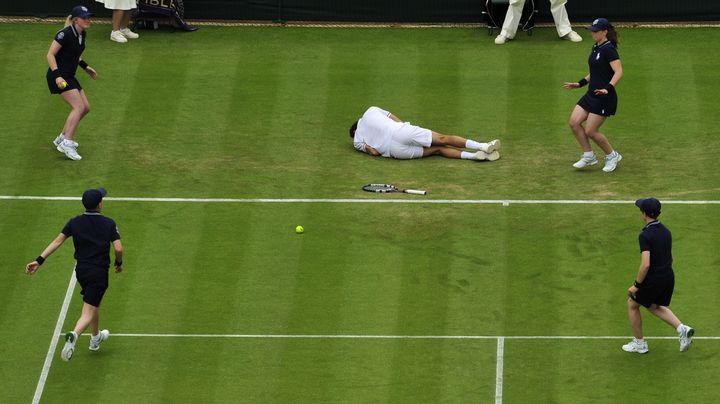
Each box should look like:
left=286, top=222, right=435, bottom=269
left=1, top=23, right=719, bottom=403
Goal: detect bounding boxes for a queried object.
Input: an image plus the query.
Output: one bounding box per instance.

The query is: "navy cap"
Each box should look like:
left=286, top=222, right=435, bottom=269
left=635, top=197, right=661, bottom=217
left=587, top=18, right=610, bottom=32
left=71, top=5, right=93, bottom=19
left=82, top=188, right=107, bottom=210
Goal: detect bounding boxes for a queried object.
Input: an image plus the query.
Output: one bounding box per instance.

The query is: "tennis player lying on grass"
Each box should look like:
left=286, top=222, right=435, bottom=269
left=350, top=106, right=501, bottom=161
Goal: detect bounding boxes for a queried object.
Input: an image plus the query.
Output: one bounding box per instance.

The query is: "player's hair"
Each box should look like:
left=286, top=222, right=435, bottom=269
left=606, top=24, right=619, bottom=48
left=64, top=15, right=73, bottom=27
left=349, top=120, right=358, bottom=138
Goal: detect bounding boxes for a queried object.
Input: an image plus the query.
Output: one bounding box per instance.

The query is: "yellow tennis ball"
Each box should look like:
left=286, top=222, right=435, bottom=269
left=60, top=81, right=68, bottom=89
left=295, top=225, right=304, bottom=234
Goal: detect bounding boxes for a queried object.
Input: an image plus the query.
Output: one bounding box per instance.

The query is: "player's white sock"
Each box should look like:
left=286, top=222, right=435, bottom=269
left=91, top=333, right=101, bottom=342
left=460, top=151, right=475, bottom=160
left=676, top=324, right=685, bottom=333
left=465, top=139, right=484, bottom=150
left=583, top=151, right=595, bottom=158
left=634, top=337, right=645, bottom=343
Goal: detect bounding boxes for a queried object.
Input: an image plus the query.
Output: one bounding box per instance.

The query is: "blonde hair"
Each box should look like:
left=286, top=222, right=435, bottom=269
left=64, top=15, right=73, bottom=27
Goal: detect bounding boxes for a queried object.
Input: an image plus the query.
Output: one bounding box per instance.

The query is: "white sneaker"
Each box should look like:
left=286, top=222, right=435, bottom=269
left=89, top=329, right=110, bottom=351
left=602, top=151, right=622, bottom=172
left=61, top=331, right=77, bottom=361
left=53, top=134, right=64, bottom=147
left=562, top=31, right=583, bottom=42
left=474, top=150, right=500, bottom=161
left=57, top=140, right=82, bottom=161
left=573, top=154, right=598, bottom=168
left=622, top=339, right=649, bottom=354
left=119, top=28, right=139, bottom=39
left=494, top=34, right=509, bottom=45
left=111, top=30, right=128, bottom=43
left=679, top=325, right=695, bottom=352
left=483, top=139, right=502, bottom=153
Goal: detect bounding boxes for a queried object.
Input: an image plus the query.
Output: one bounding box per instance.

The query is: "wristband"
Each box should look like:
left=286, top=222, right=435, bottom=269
left=633, top=280, right=642, bottom=288
left=578, top=78, right=588, bottom=87
left=78, top=60, right=89, bottom=70
left=51, top=69, right=61, bottom=79
left=36, top=256, right=45, bottom=265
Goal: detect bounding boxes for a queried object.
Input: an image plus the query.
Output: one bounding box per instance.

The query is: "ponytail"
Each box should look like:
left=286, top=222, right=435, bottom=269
left=64, top=15, right=73, bottom=27
left=606, top=24, right=619, bottom=48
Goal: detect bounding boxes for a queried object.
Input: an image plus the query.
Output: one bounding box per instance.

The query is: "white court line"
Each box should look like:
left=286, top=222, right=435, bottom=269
left=2, top=195, right=720, bottom=205
left=91, top=333, right=720, bottom=340
left=33, top=272, right=76, bottom=404
left=495, top=337, right=504, bottom=404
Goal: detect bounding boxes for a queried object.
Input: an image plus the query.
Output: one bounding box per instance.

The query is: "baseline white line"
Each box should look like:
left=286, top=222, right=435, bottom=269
left=33, top=272, right=76, bottom=404
left=2, top=195, right=720, bottom=205
left=495, top=337, right=504, bottom=404
left=95, top=333, right=720, bottom=340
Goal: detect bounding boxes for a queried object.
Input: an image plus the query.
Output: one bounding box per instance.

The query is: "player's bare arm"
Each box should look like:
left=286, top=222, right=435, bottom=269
left=365, top=145, right=380, bottom=156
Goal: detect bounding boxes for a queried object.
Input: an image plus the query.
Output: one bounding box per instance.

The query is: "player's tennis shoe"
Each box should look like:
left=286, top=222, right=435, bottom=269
left=572, top=154, right=598, bottom=168
left=110, top=30, right=128, bottom=43
left=621, top=339, right=648, bottom=354
left=119, top=28, right=139, bottom=39
left=61, top=331, right=77, bottom=361
left=53, top=134, right=64, bottom=147
left=474, top=150, right=500, bottom=161
left=57, top=140, right=82, bottom=161
left=679, top=325, right=695, bottom=352
left=602, top=151, right=622, bottom=172
left=483, top=139, right=502, bottom=153
left=89, top=329, right=110, bottom=351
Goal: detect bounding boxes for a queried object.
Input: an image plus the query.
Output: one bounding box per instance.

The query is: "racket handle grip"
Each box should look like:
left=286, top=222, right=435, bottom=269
left=405, top=189, right=427, bottom=195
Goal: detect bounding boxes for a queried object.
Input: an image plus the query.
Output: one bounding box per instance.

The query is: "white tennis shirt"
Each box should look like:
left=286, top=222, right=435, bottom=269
left=353, top=106, right=404, bottom=157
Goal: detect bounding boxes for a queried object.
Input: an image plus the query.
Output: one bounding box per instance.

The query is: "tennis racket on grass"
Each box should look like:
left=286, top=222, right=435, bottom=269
left=362, top=183, right=427, bottom=195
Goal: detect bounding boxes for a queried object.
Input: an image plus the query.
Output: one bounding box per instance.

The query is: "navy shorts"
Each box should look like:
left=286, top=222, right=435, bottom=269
left=577, top=90, right=617, bottom=117
left=75, top=265, right=109, bottom=307
left=631, top=274, right=675, bottom=308
left=47, top=72, right=82, bottom=94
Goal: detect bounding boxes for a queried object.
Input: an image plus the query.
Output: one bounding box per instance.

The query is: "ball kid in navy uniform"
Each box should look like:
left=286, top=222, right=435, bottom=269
left=46, top=5, right=98, bottom=161
left=563, top=18, right=623, bottom=173
left=26, top=188, right=124, bottom=361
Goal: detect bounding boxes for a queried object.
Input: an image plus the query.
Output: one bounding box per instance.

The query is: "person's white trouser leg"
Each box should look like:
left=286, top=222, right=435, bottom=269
left=499, top=0, right=527, bottom=39
left=550, top=0, right=573, bottom=37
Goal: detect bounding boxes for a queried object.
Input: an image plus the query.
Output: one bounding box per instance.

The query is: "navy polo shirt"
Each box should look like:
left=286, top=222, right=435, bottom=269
left=588, top=41, right=619, bottom=92
left=638, top=220, right=673, bottom=281
left=62, top=212, right=120, bottom=269
left=50, top=24, right=86, bottom=77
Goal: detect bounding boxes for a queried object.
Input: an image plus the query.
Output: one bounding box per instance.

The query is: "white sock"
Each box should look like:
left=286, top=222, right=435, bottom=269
left=634, top=337, right=645, bottom=343
left=465, top=139, right=484, bottom=150
left=460, top=151, right=476, bottom=160
left=91, top=333, right=101, bottom=341
left=606, top=150, right=616, bottom=158
left=583, top=151, right=595, bottom=158
left=676, top=324, right=685, bottom=333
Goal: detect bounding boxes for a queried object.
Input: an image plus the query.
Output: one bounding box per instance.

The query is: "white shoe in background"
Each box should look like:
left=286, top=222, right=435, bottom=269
left=111, top=30, right=128, bottom=43
left=562, top=31, right=583, bottom=42
left=119, top=28, right=139, bottom=39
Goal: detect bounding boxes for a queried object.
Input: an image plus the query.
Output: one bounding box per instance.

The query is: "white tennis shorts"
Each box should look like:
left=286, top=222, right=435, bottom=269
left=96, top=0, right=138, bottom=11
left=388, top=123, right=432, bottom=159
